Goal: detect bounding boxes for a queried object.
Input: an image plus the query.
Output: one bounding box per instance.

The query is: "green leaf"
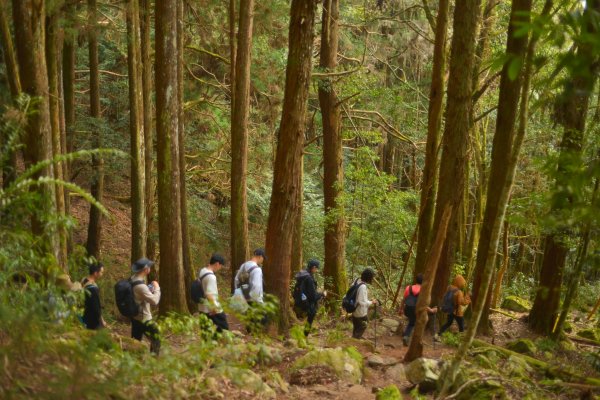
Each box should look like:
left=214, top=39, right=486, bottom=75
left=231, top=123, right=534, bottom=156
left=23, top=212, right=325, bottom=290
left=507, top=55, right=523, bottom=81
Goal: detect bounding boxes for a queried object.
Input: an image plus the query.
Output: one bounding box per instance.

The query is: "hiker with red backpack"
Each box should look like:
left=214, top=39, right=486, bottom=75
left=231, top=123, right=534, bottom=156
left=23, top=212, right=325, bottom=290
left=438, top=274, right=471, bottom=336
left=293, top=259, right=327, bottom=336
left=195, top=254, right=229, bottom=332
left=400, top=273, right=437, bottom=346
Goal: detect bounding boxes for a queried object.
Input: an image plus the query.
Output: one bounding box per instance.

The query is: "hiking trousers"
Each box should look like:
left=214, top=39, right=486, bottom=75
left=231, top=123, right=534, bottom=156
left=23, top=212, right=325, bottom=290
left=352, top=316, right=368, bottom=339
left=439, top=313, right=465, bottom=334
left=132, top=319, right=161, bottom=355
left=403, top=305, right=417, bottom=338
left=204, top=312, right=229, bottom=332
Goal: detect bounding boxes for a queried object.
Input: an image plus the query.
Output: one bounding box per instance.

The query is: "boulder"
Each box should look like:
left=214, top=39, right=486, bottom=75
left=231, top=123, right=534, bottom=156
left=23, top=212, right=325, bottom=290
left=376, top=384, right=403, bottom=400
left=384, top=364, right=407, bottom=382
left=501, top=296, right=531, bottom=313
left=381, top=318, right=401, bottom=331
left=506, top=339, right=537, bottom=355
left=257, top=344, right=283, bottom=366
left=292, top=347, right=363, bottom=384
left=506, top=355, right=533, bottom=379
left=368, top=354, right=400, bottom=367
left=210, top=366, right=275, bottom=399
left=405, top=358, right=441, bottom=392
left=576, top=328, right=600, bottom=342
left=455, top=379, right=506, bottom=400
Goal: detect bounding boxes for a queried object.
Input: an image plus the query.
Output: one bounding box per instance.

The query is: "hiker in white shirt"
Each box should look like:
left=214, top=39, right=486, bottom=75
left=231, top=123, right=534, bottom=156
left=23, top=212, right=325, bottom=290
left=234, top=248, right=268, bottom=332
left=352, top=268, right=377, bottom=339
left=198, top=254, right=229, bottom=332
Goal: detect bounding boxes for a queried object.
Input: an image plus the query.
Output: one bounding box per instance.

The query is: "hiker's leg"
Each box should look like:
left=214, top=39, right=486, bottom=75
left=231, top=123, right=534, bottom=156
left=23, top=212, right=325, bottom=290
left=131, top=319, right=144, bottom=340
left=456, top=316, right=465, bottom=332
left=403, top=306, right=417, bottom=338
left=144, top=320, right=161, bottom=355
left=439, top=313, right=454, bottom=334
left=210, top=313, right=229, bottom=332
left=352, top=316, right=368, bottom=339
left=305, top=307, right=316, bottom=336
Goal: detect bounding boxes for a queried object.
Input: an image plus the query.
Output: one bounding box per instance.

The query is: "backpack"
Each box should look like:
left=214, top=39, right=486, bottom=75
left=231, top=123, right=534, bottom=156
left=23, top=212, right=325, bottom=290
left=441, top=288, right=459, bottom=314
left=342, top=280, right=365, bottom=313
left=237, top=265, right=258, bottom=300
left=293, top=275, right=309, bottom=310
left=405, top=285, right=418, bottom=307
left=114, top=279, right=144, bottom=318
left=190, top=272, right=215, bottom=303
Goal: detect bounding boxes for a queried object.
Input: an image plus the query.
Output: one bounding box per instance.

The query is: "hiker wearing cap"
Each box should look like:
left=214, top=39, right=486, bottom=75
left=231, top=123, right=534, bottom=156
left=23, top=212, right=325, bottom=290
left=400, top=273, right=437, bottom=346
left=293, top=259, right=327, bottom=336
left=198, top=253, right=229, bottom=332
left=81, top=262, right=106, bottom=330
left=234, top=248, right=268, bottom=331
left=130, top=258, right=161, bottom=354
left=352, top=268, right=378, bottom=339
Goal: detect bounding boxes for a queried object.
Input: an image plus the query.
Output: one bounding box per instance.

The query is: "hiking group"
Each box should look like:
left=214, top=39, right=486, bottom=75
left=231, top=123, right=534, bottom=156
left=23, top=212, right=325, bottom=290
left=75, top=247, right=468, bottom=355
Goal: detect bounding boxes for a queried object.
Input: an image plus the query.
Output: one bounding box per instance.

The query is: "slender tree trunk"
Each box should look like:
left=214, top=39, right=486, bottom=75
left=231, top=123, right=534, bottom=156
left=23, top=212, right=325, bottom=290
left=471, top=0, right=532, bottom=334
left=156, top=0, right=187, bottom=313
left=0, top=0, right=21, bottom=188
left=529, top=0, right=599, bottom=335
left=438, top=2, right=548, bottom=395
left=229, top=0, right=236, bottom=108
left=291, top=155, right=303, bottom=270
left=177, top=0, right=194, bottom=311
left=430, top=0, right=482, bottom=306
left=140, top=0, right=155, bottom=260
left=127, top=0, right=147, bottom=261
left=11, top=0, right=57, bottom=258
left=264, top=0, right=316, bottom=331
left=46, top=7, right=68, bottom=270
left=230, top=0, right=253, bottom=290
left=319, top=0, right=347, bottom=298
left=491, top=220, right=510, bottom=308
left=86, top=0, right=104, bottom=259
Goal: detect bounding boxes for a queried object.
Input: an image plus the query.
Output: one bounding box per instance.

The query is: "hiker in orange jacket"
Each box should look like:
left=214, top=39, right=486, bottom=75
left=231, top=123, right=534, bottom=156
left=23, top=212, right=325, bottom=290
left=438, top=274, right=471, bottom=335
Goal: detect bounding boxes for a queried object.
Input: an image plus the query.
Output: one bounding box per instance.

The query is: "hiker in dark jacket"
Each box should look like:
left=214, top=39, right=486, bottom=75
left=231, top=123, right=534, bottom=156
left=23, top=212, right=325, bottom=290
left=81, top=262, right=106, bottom=330
left=293, top=259, right=327, bottom=336
left=399, top=273, right=437, bottom=345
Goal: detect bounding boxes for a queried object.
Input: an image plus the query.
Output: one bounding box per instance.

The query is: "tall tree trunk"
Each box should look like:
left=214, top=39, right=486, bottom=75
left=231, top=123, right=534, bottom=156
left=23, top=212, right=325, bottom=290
left=491, top=220, right=510, bottom=308
left=438, top=1, right=548, bottom=395
left=0, top=0, right=21, bottom=188
left=46, top=6, right=68, bottom=270
left=86, top=0, right=104, bottom=259
left=471, top=0, right=532, bottom=334
left=319, top=0, right=347, bottom=298
left=529, top=0, right=600, bottom=335
left=177, top=0, right=194, bottom=311
left=291, top=155, right=303, bottom=270
left=127, top=0, right=147, bottom=261
left=11, top=0, right=57, bottom=259
left=264, top=0, right=316, bottom=331
left=230, top=0, right=253, bottom=290
left=139, top=0, right=155, bottom=260
left=430, top=0, right=482, bottom=306
left=155, top=0, right=187, bottom=313
left=229, top=0, right=236, bottom=108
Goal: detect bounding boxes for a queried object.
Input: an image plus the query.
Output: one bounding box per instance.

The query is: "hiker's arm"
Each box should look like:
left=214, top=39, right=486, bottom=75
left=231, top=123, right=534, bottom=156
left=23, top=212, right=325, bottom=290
left=139, top=284, right=161, bottom=306
left=356, top=285, right=372, bottom=307
left=234, top=268, right=241, bottom=289
left=205, top=276, right=219, bottom=313
left=456, top=290, right=469, bottom=306
left=90, top=288, right=102, bottom=325
left=249, top=269, right=263, bottom=302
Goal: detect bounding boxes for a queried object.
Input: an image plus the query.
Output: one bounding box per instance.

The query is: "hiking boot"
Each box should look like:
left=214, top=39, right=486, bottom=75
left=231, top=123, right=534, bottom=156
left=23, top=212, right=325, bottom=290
left=402, top=336, right=409, bottom=346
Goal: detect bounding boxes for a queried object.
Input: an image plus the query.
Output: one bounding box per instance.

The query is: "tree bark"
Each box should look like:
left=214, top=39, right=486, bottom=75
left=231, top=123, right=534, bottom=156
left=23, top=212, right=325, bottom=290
left=291, top=155, right=303, bottom=270
left=319, top=0, right=347, bottom=298
left=529, top=0, right=599, bottom=335
left=491, top=220, right=510, bottom=308
left=470, top=0, right=532, bottom=334
left=0, top=0, right=21, bottom=188
left=264, top=0, right=316, bottom=331
left=46, top=6, right=68, bottom=270
left=230, top=0, right=253, bottom=290
left=156, top=0, right=187, bottom=313
left=127, top=0, right=147, bottom=262
left=86, top=0, right=104, bottom=259
left=430, top=0, right=482, bottom=306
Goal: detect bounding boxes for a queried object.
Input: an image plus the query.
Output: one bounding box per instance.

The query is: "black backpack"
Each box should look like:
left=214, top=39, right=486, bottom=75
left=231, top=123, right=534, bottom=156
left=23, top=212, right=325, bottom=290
left=114, top=279, right=144, bottom=318
left=293, top=275, right=309, bottom=310
left=405, top=285, right=418, bottom=307
left=342, top=280, right=365, bottom=313
left=441, top=288, right=459, bottom=314
left=190, top=272, right=215, bottom=303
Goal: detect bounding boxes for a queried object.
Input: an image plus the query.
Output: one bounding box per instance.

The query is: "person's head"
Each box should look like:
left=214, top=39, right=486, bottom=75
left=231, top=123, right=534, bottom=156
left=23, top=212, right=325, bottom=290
left=132, top=258, right=155, bottom=276
left=452, top=274, right=466, bottom=289
left=252, top=248, right=266, bottom=265
left=415, top=273, right=423, bottom=285
left=360, top=268, right=375, bottom=284
left=307, top=259, right=320, bottom=274
left=209, top=253, right=225, bottom=272
left=88, top=261, right=104, bottom=279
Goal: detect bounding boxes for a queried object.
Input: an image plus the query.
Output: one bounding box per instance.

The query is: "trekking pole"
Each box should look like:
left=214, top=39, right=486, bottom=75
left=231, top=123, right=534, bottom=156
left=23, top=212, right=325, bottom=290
left=373, top=302, right=378, bottom=350
left=433, top=310, right=437, bottom=351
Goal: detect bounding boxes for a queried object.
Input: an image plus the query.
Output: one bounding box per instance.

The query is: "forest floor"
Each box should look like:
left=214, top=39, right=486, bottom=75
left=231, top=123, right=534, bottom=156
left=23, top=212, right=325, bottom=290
left=64, top=181, right=600, bottom=399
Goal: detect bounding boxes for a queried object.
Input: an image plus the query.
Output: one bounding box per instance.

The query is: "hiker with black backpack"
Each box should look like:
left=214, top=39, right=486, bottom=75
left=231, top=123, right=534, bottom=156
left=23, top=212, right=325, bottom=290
left=234, top=248, right=268, bottom=331
left=437, top=274, right=471, bottom=337
left=195, top=254, right=229, bottom=332
left=344, top=268, right=377, bottom=339
left=293, top=259, right=327, bottom=336
left=81, top=261, right=106, bottom=330
left=129, top=258, right=161, bottom=354
left=399, top=273, right=437, bottom=346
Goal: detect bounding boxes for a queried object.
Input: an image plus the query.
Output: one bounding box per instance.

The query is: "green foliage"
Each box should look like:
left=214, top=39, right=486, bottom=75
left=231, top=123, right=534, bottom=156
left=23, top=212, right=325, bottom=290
left=503, top=272, right=536, bottom=301
left=440, top=332, right=461, bottom=348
